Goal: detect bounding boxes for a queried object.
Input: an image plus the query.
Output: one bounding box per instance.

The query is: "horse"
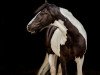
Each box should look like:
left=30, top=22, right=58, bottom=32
left=27, top=2, right=87, bottom=75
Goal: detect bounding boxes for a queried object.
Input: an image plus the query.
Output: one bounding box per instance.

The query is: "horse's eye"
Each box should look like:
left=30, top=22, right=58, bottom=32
left=40, top=13, right=47, bottom=15
left=44, top=13, right=48, bottom=14
left=40, top=13, right=44, bottom=15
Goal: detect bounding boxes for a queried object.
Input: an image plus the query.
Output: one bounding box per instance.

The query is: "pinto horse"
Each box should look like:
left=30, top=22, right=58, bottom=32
left=27, top=2, right=87, bottom=75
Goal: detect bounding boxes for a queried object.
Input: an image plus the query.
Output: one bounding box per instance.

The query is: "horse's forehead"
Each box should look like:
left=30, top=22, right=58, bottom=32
left=28, top=11, right=41, bottom=25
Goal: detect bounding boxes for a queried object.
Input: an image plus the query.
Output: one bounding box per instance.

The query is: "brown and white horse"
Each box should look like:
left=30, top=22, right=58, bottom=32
left=27, top=2, right=87, bottom=75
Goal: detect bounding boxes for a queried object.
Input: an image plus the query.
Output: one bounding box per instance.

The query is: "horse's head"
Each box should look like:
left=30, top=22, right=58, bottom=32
left=27, top=3, right=60, bottom=33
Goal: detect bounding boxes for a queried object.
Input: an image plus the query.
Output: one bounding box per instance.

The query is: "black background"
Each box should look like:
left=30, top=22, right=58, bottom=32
left=1, top=0, right=100, bottom=75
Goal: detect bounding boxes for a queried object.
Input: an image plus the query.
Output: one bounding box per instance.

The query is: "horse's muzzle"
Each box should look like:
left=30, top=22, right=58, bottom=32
left=27, top=25, right=38, bottom=34
left=27, top=25, right=31, bottom=32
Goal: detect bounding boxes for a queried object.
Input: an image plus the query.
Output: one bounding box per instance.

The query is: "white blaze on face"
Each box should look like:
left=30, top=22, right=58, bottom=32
left=50, top=20, right=68, bottom=57
left=60, top=8, right=87, bottom=48
left=28, top=11, right=41, bottom=25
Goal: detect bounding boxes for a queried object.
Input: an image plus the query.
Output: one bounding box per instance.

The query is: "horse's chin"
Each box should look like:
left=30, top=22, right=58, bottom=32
left=30, top=30, right=40, bottom=34
left=31, top=31, right=36, bottom=34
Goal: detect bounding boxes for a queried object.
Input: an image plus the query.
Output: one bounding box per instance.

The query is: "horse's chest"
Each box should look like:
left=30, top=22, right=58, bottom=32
left=46, top=26, right=67, bottom=57
left=51, top=28, right=67, bottom=56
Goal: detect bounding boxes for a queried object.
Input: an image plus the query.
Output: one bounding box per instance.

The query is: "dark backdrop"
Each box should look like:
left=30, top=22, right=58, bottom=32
left=1, top=0, right=100, bottom=75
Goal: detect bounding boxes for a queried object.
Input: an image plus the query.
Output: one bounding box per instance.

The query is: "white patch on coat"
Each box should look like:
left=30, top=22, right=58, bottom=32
left=60, top=8, right=87, bottom=48
left=50, top=20, right=68, bottom=57
left=28, top=11, right=41, bottom=25
left=75, top=56, right=84, bottom=75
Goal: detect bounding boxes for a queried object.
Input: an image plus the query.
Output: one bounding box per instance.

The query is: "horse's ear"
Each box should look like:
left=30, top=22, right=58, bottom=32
left=45, top=0, right=48, bottom=3
left=34, top=3, right=49, bottom=14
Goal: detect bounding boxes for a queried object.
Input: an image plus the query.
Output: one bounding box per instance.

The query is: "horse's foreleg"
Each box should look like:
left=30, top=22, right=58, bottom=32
left=61, top=62, right=67, bottom=75
left=75, top=55, right=84, bottom=75
left=60, top=57, right=67, bottom=75
left=48, top=54, right=57, bottom=75
left=57, top=63, right=62, bottom=75
left=37, top=53, right=49, bottom=75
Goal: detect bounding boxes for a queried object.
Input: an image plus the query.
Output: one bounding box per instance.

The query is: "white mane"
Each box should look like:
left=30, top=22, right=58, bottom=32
left=60, top=7, right=87, bottom=47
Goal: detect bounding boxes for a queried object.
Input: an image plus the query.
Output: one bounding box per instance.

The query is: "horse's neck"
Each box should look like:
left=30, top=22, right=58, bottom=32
left=45, top=25, right=58, bottom=48
left=45, top=20, right=68, bottom=56
left=50, top=26, right=67, bottom=56
left=46, top=25, right=67, bottom=56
